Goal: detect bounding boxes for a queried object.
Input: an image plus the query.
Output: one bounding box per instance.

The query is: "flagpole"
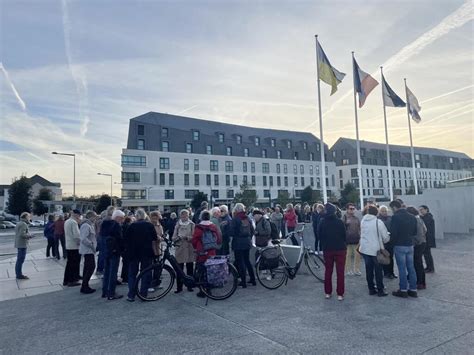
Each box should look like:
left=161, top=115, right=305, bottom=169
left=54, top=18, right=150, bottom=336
left=315, top=35, right=328, bottom=203
left=352, top=52, right=364, bottom=210
left=404, top=78, right=419, bottom=195
left=380, top=66, right=394, bottom=201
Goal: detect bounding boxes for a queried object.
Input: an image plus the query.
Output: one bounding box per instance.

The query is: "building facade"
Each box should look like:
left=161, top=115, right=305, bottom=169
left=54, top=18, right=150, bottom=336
left=330, top=138, right=473, bottom=201
left=121, top=112, right=338, bottom=210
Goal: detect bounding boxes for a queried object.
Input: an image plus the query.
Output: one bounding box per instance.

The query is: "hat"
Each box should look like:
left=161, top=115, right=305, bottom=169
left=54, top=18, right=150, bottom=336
left=112, top=210, right=125, bottom=219
left=72, top=209, right=82, bottom=215
left=324, top=203, right=336, bottom=216
left=252, top=209, right=264, bottom=216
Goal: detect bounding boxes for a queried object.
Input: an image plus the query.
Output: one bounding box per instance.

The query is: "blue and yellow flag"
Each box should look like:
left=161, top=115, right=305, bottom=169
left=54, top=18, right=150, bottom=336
left=317, top=41, right=345, bottom=95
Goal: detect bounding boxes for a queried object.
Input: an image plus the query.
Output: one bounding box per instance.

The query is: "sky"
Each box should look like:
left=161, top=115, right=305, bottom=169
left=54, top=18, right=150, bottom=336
left=1, top=0, right=473, bottom=197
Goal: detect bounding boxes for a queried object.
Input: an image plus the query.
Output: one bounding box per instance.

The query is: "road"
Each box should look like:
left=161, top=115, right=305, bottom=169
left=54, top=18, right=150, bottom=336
left=0, top=228, right=46, bottom=261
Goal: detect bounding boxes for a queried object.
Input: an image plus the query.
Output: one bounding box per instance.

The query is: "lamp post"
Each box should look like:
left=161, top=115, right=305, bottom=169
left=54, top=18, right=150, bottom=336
left=52, top=151, right=76, bottom=207
left=97, top=173, right=113, bottom=206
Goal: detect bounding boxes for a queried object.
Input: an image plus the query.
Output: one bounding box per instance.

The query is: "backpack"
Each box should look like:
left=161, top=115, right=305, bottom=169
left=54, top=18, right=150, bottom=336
left=239, top=218, right=252, bottom=238
left=269, top=221, right=279, bottom=240
left=201, top=227, right=218, bottom=251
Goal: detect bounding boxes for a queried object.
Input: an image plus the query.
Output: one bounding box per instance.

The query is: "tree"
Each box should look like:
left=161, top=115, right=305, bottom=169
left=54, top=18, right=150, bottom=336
left=275, top=190, right=291, bottom=207
left=190, top=191, right=208, bottom=211
left=7, top=176, right=32, bottom=217
left=300, top=186, right=321, bottom=205
left=32, top=188, right=52, bottom=217
left=96, top=194, right=112, bottom=214
left=233, top=183, right=258, bottom=208
left=339, top=182, right=359, bottom=207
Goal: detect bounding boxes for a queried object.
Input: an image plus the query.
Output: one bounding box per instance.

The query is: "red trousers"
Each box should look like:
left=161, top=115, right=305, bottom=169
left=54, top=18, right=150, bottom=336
left=324, top=250, right=347, bottom=296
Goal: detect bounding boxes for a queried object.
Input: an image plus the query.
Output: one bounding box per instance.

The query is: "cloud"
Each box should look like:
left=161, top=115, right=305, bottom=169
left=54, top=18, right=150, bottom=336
left=0, top=62, right=26, bottom=111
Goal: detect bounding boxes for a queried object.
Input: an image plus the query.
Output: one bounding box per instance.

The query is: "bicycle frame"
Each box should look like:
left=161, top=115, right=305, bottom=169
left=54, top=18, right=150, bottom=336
left=161, top=238, right=196, bottom=288
left=280, top=229, right=306, bottom=279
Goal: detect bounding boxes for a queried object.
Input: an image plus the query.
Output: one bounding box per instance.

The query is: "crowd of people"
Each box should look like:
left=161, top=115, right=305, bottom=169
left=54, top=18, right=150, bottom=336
left=13, top=198, right=436, bottom=302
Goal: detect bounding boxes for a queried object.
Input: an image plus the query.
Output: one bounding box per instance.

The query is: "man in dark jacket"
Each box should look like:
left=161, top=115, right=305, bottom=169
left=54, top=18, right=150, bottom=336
left=192, top=201, right=208, bottom=224
left=389, top=200, right=418, bottom=298
left=419, top=205, right=436, bottom=273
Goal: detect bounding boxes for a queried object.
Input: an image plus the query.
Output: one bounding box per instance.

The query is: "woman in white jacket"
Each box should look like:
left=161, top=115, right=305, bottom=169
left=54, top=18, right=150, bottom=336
left=359, top=205, right=390, bottom=297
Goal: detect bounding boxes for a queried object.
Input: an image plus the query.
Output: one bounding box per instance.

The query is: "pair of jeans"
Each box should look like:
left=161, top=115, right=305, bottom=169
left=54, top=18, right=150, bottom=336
left=54, top=234, right=66, bottom=259
left=81, top=254, right=96, bottom=290
left=63, top=249, right=81, bottom=285
left=345, top=244, right=361, bottom=272
left=15, top=248, right=27, bottom=278
left=394, top=246, right=417, bottom=291
left=362, top=254, right=384, bottom=292
left=127, top=257, right=152, bottom=299
left=234, top=249, right=255, bottom=286
left=382, top=242, right=395, bottom=276
left=423, top=245, right=435, bottom=271
left=96, top=237, right=106, bottom=273
left=177, top=262, right=194, bottom=291
left=103, top=255, right=120, bottom=297
left=324, top=250, right=346, bottom=296
left=46, top=238, right=56, bottom=258
left=414, top=243, right=426, bottom=286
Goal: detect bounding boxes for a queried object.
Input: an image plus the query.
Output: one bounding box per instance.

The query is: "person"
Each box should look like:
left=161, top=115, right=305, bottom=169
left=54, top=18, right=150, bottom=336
left=270, top=206, right=283, bottom=238
left=419, top=205, right=436, bottom=273
left=284, top=204, right=298, bottom=245
left=359, top=205, right=390, bottom=297
left=295, top=204, right=304, bottom=223
left=149, top=210, right=164, bottom=247
left=218, top=205, right=232, bottom=255
left=53, top=214, right=66, bottom=259
left=96, top=206, right=115, bottom=275
left=312, top=203, right=324, bottom=253
left=318, top=203, right=347, bottom=301
left=303, top=205, right=312, bottom=223
left=120, top=215, right=134, bottom=284
left=63, top=210, right=82, bottom=287
left=230, top=203, right=256, bottom=288
left=192, top=210, right=222, bottom=297
left=166, top=212, right=178, bottom=236
left=44, top=215, right=56, bottom=258
left=125, top=209, right=158, bottom=302
left=172, top=209, right=195, bottom=293
left=101, top=209, right=125, bottom=300
left=14, top=212, right=32, bottom=280
left=192, top=201, right=208, bottom=224
left=253, top=210, right=271, bottom=248
left=389, top=200, right=418, bottom=298
left=343, top=203, right=361, bottom=276
left=378, top=205, right=397, bottom=279
left=407, top=206, right=427, bottom=290
left=79, top=211, right=98, bottom=294
left=210, top=207, right=222, bottom=236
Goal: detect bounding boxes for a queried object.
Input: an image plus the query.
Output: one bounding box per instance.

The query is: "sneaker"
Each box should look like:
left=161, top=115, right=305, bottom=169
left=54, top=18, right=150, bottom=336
left=107, top=294, right=123, bottom=301
left=369, top=289, right=378, bottom=296
left=16, top=275, right=29, bottom=280
left=407, top=290, right=418, bottom=298
left=325, top=294, right=331, bottom=299
left=377, top=291, right=388, bottom=297
left=392, top=290, right=408, bottom=298
left=354, top=271, right=362, bottom=276
left=337, top=295, right=344, bottom=301
left=346, top=271, right=354, bottom=276
left=126, top=297, right=135, bottom=302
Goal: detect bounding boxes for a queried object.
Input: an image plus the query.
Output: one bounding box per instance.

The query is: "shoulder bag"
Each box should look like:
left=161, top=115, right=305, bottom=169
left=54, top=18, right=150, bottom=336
left=376, top=220, right=391, bottom=265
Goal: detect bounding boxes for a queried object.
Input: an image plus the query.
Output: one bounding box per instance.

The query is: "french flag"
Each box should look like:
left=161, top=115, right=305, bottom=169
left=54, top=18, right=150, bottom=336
left=353, top=58, right=379, bottom=108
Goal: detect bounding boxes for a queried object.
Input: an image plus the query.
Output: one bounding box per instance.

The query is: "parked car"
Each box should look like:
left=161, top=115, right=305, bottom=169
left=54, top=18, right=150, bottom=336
left=0, top=221, right=14, bottom=229
left=0, top=224, right=6, bottom=230
left=0, top=212, right=16, bottom=221
left=30, top=220, right=45, bottom=227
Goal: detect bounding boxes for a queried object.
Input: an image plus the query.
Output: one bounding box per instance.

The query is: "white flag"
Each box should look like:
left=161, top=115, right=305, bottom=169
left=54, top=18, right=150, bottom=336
left=406, top=86, right=421, bottom=123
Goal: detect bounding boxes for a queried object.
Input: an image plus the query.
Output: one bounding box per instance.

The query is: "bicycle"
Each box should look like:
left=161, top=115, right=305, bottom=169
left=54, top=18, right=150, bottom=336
left=134, top=236, right=239, bottom=301
left=255, top=224, right=325, bottom=290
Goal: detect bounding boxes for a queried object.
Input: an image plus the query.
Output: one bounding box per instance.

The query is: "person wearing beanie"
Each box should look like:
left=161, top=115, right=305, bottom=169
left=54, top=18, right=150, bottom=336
left=318, top=203, right=347, bottom=301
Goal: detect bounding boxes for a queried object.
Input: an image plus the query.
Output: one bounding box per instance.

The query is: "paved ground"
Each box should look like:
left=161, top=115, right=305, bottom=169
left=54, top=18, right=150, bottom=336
left=0, top=236, right=473, bottom=354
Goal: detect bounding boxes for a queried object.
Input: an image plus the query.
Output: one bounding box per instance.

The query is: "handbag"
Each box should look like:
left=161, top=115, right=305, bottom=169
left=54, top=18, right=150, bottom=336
left=375, top=220, right=391, bottom=265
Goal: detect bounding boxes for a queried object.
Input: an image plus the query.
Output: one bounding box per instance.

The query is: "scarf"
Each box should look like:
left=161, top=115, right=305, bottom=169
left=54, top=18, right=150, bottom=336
left=178, top=219, right=191, bottom=226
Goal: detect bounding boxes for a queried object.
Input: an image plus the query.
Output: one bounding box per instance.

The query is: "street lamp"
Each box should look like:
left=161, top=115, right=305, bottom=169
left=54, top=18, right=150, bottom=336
left=52, top=151, right=76, bottom=206
left=97, top=173, right=113, bottom=206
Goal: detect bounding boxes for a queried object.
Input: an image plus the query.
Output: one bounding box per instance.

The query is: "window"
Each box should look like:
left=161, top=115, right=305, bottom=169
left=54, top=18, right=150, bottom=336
left=316, top=143, right=320, bottom=151
left=332, top=151, right=336, bottom=158
left=284, top=176, right=289, bottom=187
left=137, top=124, right=144, bottom=135
left=226, top=175, right=231, bottom=186
left=211, top=190, right=219, bottom=198
left=284, top=164, right=288, bottom=174
left=310, top=166, right=314, bottom=175
left=415, top=154, right=420, bottom=160
left=194, top=159, right=199, bottom=171
left=122, top=155, right=146, bottom=166
left=186, top=143, right=193, bottom=153
left=122, top=190, right=146, bottom=200
left=293, top=164, right=298, bottom=174
left=449, top=157, right=453, bottom=164
left=161, top=127, right=168, bottom=138
left=214, top=175, right=219, bottom=186
left=262, top=163, right=270, bottom=173
left=137, top=139, right=145, bottom=150
left=206, top=145, right=213, bottom=155
left=339, top=170, right=343, bottom=179
left=271, top=138, right=276, bottom=147
left=301, top=177, right=305, bottom=187
left=269, top=176, right=274, bottom=187
left=311, top=177, right=314, bottom=187
left=316, top=177, right=321, bottom=188
left=121, top=172, right=140, bottom=183
left=159, top=173, right=165, bottom=186
left=226, top=189, right=234, bottom=199
left=264, top=190, right=270, bottom=198
left=169, top=173, right=174, bottom=186
left=226, top=147, right=232, bottom=156
left=277, top=176, right=281, bottom=187
left=277, top=150, right=282, bottom=159
left=233, top=175, right=238, bottom=186
left=294, top=152, right=298, bottom=160
left=193, top=131, right=200, bottom=141
left=218, top=133, right=225, bottom=143
left=165, top=190, right=174, bottom=199
left=251, top=176, right=256, bottom=186
left=194, top=174, right=200, bottom=186
left=184, top=174, right=190, bottom=186
left=210, top=160, right=219, bottom=171
left=300, top=165, right=304, bottom=174
left=310, top=153, right=314, bottom=161
left=243, top=176, right=248, bottom=185
left=161, top=141, right=169, bottom=152
left=225, top=161, right=233, bottom=172
left=342, top=159, right=349, bottom=165
left=206, top=174, right=211, bottom=186
left=243, top=162, right=248, bottom=172
left=277, top=164, right=281, bottom=173
left=184, top=159, right=189, bottom=171
left=251, top=162, right=256, bottom=173
left=244, top=148, right=249, bottom=157
left=159, top=158, right=170, bottom=170
left=236, top=135, right=242, bottom=144
left=287, top=140, right=292, bottom=149
left=263, top=176, right=267, bottom=186
left=255, top=137, right=260, bottom=146
left=262, top=149, right=267, bottom=158
left=185, top=190, right=199, bottom=199
left=316, top=166, right=320, bottom=175
left=351, top=168, right=358, bottom=178
left=294, top=177, right=298, bottom=187
left=341, top=149, right=346, bottom=157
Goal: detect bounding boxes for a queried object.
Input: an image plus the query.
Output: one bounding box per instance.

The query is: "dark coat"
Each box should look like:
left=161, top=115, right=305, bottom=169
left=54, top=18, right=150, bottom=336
left=166, top=218, right=178, bottom=236
left=312, top=212, right=321, bottom=238
left=124, top=220, right=158, bottom=261
left=421, top=213, right=436, bottom=248
left=100, top=220, right=124, bottom=257
left=390, top=209, right=417, bottom=247
left=318, top=215, right=347, bottom=252
left=230, top=213, right=254, bottom=251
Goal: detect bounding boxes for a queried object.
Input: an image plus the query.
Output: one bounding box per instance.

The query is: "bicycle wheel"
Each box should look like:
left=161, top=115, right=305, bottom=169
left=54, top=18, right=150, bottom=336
left=196, top=262, right=239, bottom=300
left=256, top=256, right=287, bottom=290
left=305, top=252, right=325, bottom=282
left=135, top=264, right=175, bottom=301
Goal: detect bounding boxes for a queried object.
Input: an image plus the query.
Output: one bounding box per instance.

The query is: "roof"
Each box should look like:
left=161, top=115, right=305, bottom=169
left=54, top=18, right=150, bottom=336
left=131, top=111, right=326, bottom=146
left=332, top=137, right=472, bottom=160
left=26, top=175, right=61, bottom=188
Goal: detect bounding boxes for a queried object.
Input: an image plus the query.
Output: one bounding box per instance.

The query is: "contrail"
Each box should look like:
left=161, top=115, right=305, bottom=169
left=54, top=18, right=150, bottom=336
left=0, top=62, right=26, bottom=111
left=303, top=0, right=474, bottom=131
left=62, top=0, right=90, bottom=137
left=178, top=105, right=198, bottom=115
left=422, top=84, right=474, bottom=104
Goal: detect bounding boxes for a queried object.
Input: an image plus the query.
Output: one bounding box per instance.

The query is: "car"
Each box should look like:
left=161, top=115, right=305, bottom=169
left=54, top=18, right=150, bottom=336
left=0, top=224, right=6, bottom=230
left=2, top=221, right=16, bottom=228
left=30, top=220, right=44, bottom=227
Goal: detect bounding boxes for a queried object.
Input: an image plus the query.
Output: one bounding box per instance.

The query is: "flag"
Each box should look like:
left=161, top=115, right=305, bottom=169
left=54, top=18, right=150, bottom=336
left=406, top=86, right=421, bottom=123
left=382, top=75, right=406, bottom=107
left=353, top=57, right=379, bottom=108
left=317, top=40, right=346, bottom=95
